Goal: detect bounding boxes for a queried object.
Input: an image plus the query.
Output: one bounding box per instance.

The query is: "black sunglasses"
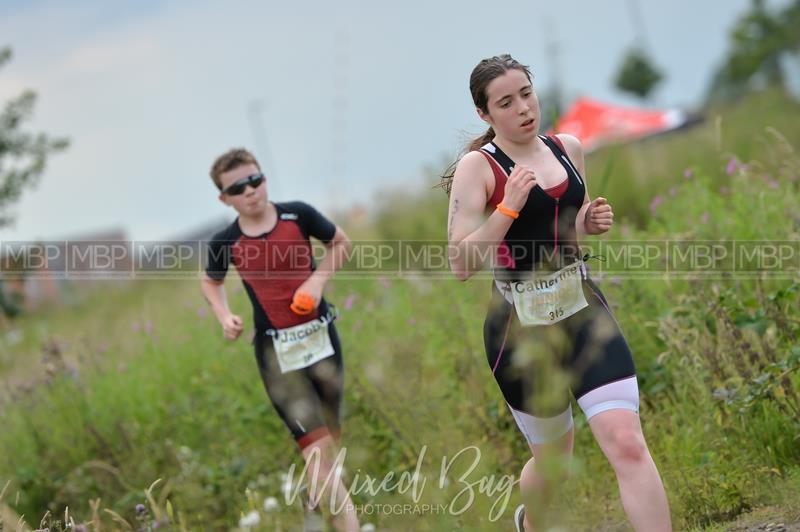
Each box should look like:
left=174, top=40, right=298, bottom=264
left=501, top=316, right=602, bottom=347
left=222, top=173, right=265, bottom=196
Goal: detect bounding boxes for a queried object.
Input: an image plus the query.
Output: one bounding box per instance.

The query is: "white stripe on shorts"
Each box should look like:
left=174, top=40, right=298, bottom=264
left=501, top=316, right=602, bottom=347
left=576, top=375, right=640, bottom=420
left=508, top=403, right=574, bottom=445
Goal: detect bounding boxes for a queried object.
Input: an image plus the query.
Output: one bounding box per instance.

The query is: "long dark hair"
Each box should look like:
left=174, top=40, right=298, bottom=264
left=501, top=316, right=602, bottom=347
left=438, top=54, right=533, bottom=194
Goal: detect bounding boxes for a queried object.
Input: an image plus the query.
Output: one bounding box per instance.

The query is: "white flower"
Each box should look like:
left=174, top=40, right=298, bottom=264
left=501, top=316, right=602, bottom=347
left=5, top=329, right=23, bottom=345
left=360, top=524, right=376, bottom=532
left=262, top=497, right=279, bottom=512
left=238, top=510, right=261, bottom=528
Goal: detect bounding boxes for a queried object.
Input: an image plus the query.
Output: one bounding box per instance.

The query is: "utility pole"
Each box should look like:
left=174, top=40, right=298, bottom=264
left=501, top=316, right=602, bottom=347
left=543, top=16, right=564, bottom=128
left=246, top=99, right=279, bottom=199
left=626, top=0, right=650, bottom=52
left=329, top=28, right=350, bottom=206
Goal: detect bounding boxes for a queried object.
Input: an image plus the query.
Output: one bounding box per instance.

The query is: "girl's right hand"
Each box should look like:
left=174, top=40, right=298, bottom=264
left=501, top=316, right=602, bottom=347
left=502, top=164, right=537, bottom=212
left=221, top=313, right=244, bottom=341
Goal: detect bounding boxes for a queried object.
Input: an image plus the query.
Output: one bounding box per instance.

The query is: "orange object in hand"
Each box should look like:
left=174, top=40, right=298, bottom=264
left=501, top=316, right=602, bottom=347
left=290, top=291, right=316, bottom=315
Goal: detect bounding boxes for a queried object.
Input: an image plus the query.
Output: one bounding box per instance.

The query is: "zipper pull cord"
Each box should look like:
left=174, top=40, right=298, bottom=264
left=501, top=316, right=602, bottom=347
left=582, top=252, right=607, bottom=263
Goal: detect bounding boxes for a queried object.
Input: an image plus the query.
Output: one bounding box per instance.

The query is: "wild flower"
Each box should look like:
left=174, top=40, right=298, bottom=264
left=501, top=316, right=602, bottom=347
left=650, top=196, right=664, bottom=216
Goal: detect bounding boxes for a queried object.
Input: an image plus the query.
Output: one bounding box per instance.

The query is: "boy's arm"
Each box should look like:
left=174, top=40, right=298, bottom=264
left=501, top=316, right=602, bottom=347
left=200, top=272, right=231, bottom=322
left=296, top=227, right=352, bottom=304
left=309, top=226, right=353, bottom=283
left=200, top=273, right=243, bottom=340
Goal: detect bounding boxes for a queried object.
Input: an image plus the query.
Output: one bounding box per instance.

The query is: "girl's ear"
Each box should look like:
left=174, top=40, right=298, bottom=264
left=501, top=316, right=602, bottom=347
left=477, top=107, right=491, bottom=125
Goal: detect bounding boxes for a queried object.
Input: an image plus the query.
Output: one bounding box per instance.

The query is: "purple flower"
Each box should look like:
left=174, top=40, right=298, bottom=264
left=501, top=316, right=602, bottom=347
left=379, top=278, right=391, bottom=289
left=343, top=294, right=357, bottom=310
left=407, top=317, right=417, bottom=325
left=135, top=503, right=147, bottom=514
left=143, top=321, right=153, bottom=334
left=683, top=168, right=694, bottom=179
left=768, top=179, right=779, bottom=189
left=725, top=157, right=738, bottom=176
left=649, top=196, right=664, bottom=216
left=610, top=276, right=622, bottom=286
left=700, top=212, right=710, bottom=224
left=719, top=186, right=730, bottom=195
left=197, top=307, right=208, bottom=318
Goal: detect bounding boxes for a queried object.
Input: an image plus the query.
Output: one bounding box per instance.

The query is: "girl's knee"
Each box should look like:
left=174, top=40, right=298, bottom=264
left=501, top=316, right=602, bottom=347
left=604, top=428, right=647, bottom=466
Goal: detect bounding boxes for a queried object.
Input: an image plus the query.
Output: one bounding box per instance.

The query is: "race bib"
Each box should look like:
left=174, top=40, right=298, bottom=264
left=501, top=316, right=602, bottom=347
left=505, top=260, right=589, bottom=326
left=271, top=318, right=335, bottom=373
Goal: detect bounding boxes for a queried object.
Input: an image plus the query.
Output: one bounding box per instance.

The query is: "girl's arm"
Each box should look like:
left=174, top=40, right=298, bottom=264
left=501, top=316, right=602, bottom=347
left=448, top=151, right=536, bottom=280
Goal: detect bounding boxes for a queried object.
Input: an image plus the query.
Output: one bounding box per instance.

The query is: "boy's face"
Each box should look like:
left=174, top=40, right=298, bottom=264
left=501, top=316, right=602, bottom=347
left=218, top=163, right=268, bottom=216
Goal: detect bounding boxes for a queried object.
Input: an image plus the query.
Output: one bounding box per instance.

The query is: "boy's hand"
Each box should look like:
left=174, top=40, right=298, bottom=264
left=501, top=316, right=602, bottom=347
left=221, top=313, right=244, bottom=341
left=585, top=197, right=614, bottom=235
left=292, top=276, right=325, bottom=313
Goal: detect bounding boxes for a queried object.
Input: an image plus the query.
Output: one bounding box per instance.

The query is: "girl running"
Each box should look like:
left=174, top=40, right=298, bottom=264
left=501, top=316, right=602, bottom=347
left=444, top=55, right=671, bottom=531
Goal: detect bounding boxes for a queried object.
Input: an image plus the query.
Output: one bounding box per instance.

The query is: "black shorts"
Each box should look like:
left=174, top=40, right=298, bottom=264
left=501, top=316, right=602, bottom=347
left=484, top=276, right=638, bottom=444
left=253, top=322, right=344, bottom=449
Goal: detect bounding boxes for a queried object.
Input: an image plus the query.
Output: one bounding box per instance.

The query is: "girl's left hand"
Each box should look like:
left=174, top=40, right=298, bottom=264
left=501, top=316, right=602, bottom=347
left=585, top=197, right=614, bottom=235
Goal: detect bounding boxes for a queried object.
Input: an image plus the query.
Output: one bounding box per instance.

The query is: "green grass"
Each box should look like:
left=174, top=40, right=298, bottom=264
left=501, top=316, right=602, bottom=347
left=1, top=88, right=799, bottom=531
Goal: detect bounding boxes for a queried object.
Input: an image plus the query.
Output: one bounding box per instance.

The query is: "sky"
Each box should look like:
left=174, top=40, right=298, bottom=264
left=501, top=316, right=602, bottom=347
left=0, top=0, right=793, bottom=241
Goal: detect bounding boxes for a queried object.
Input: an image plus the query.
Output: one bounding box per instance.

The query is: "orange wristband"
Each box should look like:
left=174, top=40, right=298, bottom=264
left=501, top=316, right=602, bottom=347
left=290, top=292, right=316, bottom=315
left=496, top=203, right=519, bottom=219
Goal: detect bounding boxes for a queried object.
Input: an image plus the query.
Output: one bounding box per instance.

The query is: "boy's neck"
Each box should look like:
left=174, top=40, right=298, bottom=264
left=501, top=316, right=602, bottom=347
left=239, top=200, right=277, bottom=227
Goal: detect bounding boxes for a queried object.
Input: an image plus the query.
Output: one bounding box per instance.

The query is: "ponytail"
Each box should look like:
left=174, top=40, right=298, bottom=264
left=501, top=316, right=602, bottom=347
left=467, top=126, right=495, bottom=153
left=437, top=126, right=495, bottom=195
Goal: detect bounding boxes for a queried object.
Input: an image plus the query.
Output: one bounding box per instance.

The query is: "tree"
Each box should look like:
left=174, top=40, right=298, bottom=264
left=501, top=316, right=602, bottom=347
left=614, top=47, right=664, bottom=101
left=0, top=45, right=69, bottom=318
left=726, top=0, right=786, bottom=86
left=0, top=46, right=69, bottom=228
left=706, top=0, right=800, bottom=104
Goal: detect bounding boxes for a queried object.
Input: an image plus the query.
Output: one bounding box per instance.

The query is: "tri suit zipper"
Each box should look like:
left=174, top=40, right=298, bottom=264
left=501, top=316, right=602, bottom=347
left=554, top=197, right=560, bottom=253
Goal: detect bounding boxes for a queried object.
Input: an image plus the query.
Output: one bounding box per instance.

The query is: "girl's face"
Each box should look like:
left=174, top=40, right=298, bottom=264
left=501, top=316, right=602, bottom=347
left=478, top=68, right=540, bottom=142
left=218, top=163, right=268, bottom=217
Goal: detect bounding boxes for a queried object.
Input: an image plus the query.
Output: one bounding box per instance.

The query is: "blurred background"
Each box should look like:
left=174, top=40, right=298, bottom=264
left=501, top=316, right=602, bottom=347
left=1, top=0, right=799, bottom=530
